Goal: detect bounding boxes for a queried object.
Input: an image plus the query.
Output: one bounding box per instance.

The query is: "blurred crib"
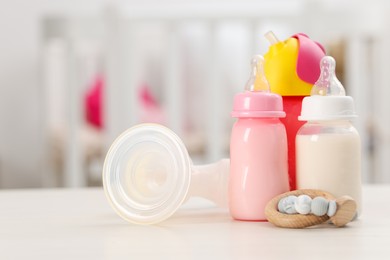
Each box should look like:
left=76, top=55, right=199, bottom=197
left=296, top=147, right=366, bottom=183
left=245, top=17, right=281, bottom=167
left=41, top=1, right=387, bottom=187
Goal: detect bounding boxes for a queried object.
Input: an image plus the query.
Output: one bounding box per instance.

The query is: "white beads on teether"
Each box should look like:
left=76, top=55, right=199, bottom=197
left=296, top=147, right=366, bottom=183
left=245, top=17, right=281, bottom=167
left=311, top=197, right=329, bottom=216
left=278, top=195, right=297, bottom=214
left=294, top=195, right=312, bottom=214
left=327, top=200, right=337, bottom=217
left=278, top=195, right=338, bottom=217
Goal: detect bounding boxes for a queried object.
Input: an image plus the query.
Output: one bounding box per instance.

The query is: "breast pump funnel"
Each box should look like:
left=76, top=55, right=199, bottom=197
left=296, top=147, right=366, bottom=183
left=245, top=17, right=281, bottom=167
left=103, top=124, right=229, bottom=225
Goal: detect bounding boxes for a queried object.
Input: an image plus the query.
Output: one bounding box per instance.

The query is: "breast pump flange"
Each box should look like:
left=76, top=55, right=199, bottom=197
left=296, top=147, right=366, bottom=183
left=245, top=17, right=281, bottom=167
left=103, top=123, right=230, bottom=225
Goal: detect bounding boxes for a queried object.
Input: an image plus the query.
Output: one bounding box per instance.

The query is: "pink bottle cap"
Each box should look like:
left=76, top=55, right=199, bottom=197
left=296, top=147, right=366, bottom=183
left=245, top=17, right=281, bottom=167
left=231, top=91, right=286, bottom=118
left=292, top=33, right=326, bottom=84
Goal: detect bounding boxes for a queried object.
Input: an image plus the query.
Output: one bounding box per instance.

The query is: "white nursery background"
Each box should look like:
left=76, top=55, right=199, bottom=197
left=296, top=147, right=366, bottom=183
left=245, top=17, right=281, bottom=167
left=0, top=0, right=388, bottom=188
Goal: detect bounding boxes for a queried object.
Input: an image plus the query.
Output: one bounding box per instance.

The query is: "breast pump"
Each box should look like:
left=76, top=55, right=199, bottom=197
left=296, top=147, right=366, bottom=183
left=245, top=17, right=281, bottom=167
left=102, top=124, right=230, bottom=225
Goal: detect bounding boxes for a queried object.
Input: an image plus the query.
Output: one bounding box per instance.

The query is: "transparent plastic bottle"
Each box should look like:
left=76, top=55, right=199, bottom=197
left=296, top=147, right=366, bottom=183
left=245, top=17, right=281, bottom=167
left=296, top=56, right=362, bottom=215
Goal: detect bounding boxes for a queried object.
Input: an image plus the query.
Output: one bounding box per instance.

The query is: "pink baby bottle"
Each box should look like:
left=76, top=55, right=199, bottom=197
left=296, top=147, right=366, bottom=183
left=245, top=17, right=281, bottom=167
left=229, top=56, right=290, bottom=221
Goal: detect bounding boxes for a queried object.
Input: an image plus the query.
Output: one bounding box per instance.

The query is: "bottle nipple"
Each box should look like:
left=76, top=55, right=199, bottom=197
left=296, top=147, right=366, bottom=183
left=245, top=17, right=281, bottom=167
left=245, top=55, right=270, bottom=92
left=311, top=56, right=345, bottom=96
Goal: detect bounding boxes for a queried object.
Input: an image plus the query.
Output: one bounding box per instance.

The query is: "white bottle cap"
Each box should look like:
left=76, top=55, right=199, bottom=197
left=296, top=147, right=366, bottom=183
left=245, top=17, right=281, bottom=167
left=299, top=95, right=357, bottom=121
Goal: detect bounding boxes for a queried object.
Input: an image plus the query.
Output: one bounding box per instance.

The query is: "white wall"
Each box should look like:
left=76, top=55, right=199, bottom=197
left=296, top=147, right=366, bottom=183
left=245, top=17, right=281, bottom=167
left=0, top=0, right=293, bottom=188
left=0, top=0, right=110, bottom=188
left=0, top=0, right=389, bottom=188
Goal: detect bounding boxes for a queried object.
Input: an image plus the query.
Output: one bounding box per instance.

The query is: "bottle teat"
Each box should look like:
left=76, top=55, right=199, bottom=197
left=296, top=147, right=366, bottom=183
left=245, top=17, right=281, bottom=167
left=311, top=56, right=345, bottom=96
left=245, top=55, right=270, bottom=92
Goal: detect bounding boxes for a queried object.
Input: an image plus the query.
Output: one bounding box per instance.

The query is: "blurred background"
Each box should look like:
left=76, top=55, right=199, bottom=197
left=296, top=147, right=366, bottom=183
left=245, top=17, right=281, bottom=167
left=0, top=0, right=388, bottom=188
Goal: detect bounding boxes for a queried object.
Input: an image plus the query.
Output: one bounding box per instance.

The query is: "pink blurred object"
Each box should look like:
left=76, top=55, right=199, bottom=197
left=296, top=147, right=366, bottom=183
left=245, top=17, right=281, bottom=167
left=292, top=33, right=325, bottom=84
left=84, top=76, right=166, bottom=129
left=85, top=75, right=104, bottom=128
left=139, top=85, right=166, bottom=124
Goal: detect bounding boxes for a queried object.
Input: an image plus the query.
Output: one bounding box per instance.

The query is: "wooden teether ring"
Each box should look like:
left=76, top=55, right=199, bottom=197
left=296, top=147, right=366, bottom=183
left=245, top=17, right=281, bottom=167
left=265, top=189, right=357, bottom=228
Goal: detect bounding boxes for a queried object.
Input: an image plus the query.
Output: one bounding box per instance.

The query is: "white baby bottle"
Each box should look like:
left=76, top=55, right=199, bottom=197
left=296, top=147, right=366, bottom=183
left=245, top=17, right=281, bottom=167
left=296, top=56, right=362, bottom=216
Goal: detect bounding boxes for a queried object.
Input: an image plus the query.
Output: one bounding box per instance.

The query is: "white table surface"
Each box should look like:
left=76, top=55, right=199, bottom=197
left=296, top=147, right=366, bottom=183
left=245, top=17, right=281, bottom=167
left=0, top=185, right=389, bottom=260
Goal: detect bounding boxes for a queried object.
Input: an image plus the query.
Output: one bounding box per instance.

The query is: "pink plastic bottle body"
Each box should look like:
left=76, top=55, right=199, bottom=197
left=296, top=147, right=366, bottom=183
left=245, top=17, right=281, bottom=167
left=229, top=118, right=289, bottom=221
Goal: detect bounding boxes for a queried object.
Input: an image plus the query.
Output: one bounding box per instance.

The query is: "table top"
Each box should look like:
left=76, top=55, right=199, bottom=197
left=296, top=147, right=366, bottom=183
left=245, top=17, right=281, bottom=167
left=0, top=185, right=389, bottom=259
